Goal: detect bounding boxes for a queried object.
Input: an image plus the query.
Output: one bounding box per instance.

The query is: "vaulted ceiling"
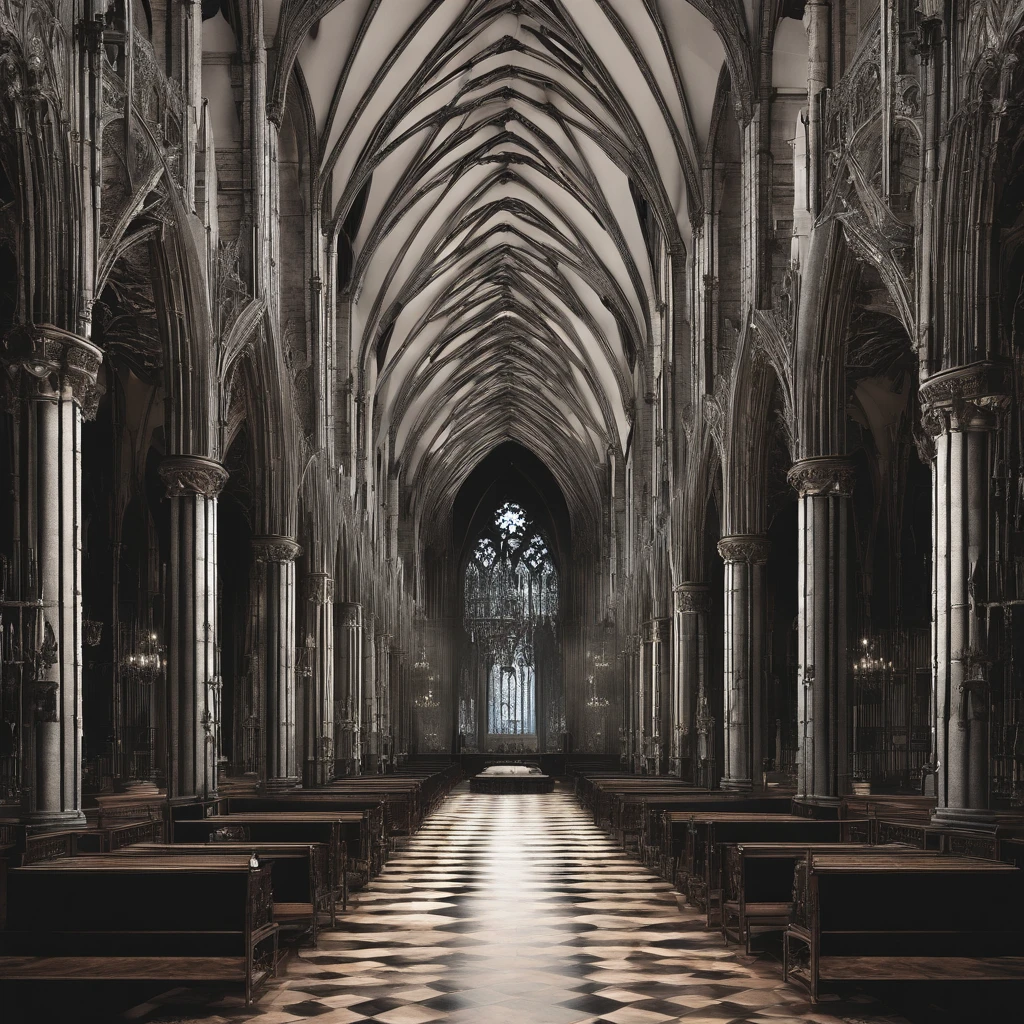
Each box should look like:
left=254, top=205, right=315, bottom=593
left=273, top=0, right=763, bottom=530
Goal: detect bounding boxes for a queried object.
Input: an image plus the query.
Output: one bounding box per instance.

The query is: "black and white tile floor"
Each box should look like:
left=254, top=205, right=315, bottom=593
left=129, top=787, right=910, bottom=1024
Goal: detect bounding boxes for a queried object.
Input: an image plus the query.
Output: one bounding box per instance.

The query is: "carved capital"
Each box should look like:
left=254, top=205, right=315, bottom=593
left=674, top=583, right=711, bottom=614
left=643, top=618, right=669, bottom=644
left=305, top=572, right=334, bottom=604
left=787, top=457, right=855, bottom=497
left=340, top=602, right=363, bottom=628
left=3, top=324, right=104, bottom=418
left=919, top=362, right=1012, bottom=424
left=252, top=535, right=302, bottom=562
left=718, top=534, right=770, bottom=564
left=159, top=455, right=229, bottom=498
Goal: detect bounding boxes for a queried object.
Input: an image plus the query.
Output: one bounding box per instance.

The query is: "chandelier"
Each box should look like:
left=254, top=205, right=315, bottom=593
left=120, top=629, right=165, bottom=686
left=853, top=636, right=892, bottom=675
left=414, top=689, right=440, bottom=711
left=414, top=647, right=431, bottom=672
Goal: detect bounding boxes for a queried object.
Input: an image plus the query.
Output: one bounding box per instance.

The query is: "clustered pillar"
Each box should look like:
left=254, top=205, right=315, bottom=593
left=5, top=327, right=102, bottom=825
left=640, top=618, right=668, bottom=773
left=251, top=536, right=301, bottom=790
left=159, top=454, right=228, bottom=801
left=305, top=572, right=334, bottom=787
left=922, top=364, right=1009, bottom=826
left=335, top=602, right=363, bottom=775
left=789, top=458, right=853, bottom=803
left=672, top=583, right=710, bottom=780
left=717, top=535, right=769, bottom=791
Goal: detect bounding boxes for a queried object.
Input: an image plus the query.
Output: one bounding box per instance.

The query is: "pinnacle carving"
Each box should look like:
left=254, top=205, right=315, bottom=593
left=787, top=457, right=855, bottom=498
left=159, top=455, right=229, bottom=499
left=717, top=535, right=770, bottom=564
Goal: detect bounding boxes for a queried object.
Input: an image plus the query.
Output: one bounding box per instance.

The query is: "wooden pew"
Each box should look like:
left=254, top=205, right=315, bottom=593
left=784, top=852, right=1024, bottom=1002
left=0, top=854, right=279, bottom=1006
left=679, top=813, right=868, bottom=925
left=721, top=842, right=937, bottom=952
left=115, top=842, right=332, bottom=940
left=173, top=812, right=359, bottom=903
left=227, top=794, right=387, bottom=855
left=641, top=795, right=791, bottom=873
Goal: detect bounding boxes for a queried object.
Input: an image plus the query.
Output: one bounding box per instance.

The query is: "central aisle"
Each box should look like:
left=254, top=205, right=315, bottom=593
left=248, top=787, right=907, bottom=1024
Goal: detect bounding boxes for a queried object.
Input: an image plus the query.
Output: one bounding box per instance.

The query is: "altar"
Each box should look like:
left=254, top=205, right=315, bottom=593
left=469, top=763, right=555, bottom=794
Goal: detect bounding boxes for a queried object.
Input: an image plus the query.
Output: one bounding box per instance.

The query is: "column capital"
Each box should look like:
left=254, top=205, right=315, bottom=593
left=787, top=456, right=855, bottom=497
left=3, top=323, right=104, bottom=418
left=673, top=582, right=711, bottom=614
left=340, top=602, right=363, bottom=627
left=305, top=572, right=334, bottom=603
left=718, top=534, right=770, bottom=564
left=920, top=361, right=1012, bottom=435
left=252, top=534, right=302, bottom=562
left=159, top=455, right=229, bottom=498
left=642, top=618, right=669, bottom=643
left=920, top=360, right=1012, bottom=408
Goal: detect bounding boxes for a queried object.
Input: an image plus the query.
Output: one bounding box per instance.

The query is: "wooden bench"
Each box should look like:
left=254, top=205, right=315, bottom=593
left=785, top=852, right=1024, bottom=1002
left=228, top=794, right=388, bottom=853
left=0, top=854, right=279, bottom=1005
left=116, top=841, right=332, bottom=941
left=679, top=813, right=868, bottom=926
left=173, top=812, right=358, bottom=903
left=641, top=795, right=791, bottom=874
left=721, top=842, right=934, bottom=952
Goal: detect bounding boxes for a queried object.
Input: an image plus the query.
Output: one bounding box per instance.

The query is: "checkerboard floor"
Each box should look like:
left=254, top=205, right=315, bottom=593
left=127, top=785, right=912, bottom=1023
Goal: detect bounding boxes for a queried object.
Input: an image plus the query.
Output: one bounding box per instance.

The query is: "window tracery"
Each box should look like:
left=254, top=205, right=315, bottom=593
left=464, top=503, right=558, bottom=736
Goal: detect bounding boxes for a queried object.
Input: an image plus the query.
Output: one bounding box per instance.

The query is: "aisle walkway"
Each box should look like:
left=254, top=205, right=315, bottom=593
left=140, top=787, right=909, bottom=1024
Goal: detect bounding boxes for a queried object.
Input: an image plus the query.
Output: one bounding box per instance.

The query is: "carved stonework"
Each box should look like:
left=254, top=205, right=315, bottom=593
left=919, top=361, right=1012, bottom=410
left=3, top=324, right=104, bottom=418
left=717, top=535, right=770, bottom=565
left=252, top=535, right=302, bottom=563
left=341, top=603, right=363, bottom=628
left=787, top=457, right=855, bottom=498
left=674, top=584, right=711, bottom=615
left=159, top=455, right=229, bottom=499
left=306, top=572, right=334, bottom=604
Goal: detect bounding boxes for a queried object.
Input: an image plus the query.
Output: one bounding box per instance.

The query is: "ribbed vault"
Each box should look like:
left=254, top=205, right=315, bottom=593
left=288, top=0, right=741, bottom=534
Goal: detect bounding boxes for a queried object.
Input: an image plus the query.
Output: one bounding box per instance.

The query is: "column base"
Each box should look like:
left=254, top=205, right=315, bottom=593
left=24, top=809, right=87, bottom=830
left=931, top=806, right=999, bottom=831
left=264, top=775, right=301, bottom=793
left=720, top=777, right=753, bottom=792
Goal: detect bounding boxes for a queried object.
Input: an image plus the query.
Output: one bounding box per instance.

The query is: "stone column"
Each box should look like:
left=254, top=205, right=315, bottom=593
left=335, top=602, right=363, bottom=775
left=641, top=619, right=669, bottom=773
left=251, top=536, right=301, bottom=790
left=375, top=632, right=391, bottom=770
left=921, top=363, right=1009, bottom=825
left=672, top=584, right=711, bottom=779
left=789, top=458, right=854, bottom=803
left=717, top=535, right=770, bottom=791
left=363, top=616, right=377, bottom=769
left=5, top=326, right=102, bottom=826
left=160, top=455, right=228, bottom=801
left=305, top=572, right=334, bottom=787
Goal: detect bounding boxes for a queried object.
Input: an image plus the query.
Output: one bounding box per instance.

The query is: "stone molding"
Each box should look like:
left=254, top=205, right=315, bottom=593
left=305, top=572, right=334, bottom=604
left=4, top=324, right=104, bottom=418
left=252, top=535, right=302, bottom=562
left=717, top=534, right=770, bottom=564
left=787, top=457, right=855, bottom=497
left=159, top=455, right=229, bottom=498
left=673, top=583, right=711, bottom=614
